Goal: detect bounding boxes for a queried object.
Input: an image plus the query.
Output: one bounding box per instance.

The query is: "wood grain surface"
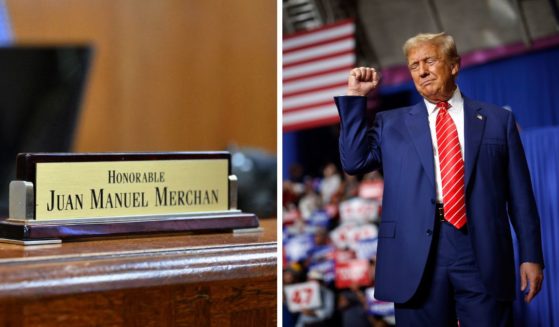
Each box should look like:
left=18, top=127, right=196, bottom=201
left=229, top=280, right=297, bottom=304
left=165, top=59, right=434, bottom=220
left=0, top=218, right=277, bottom=326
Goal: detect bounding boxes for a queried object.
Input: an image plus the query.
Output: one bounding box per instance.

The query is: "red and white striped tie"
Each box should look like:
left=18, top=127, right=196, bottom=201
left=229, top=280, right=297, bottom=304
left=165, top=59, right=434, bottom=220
left=436, top=101, right=467, bottom=229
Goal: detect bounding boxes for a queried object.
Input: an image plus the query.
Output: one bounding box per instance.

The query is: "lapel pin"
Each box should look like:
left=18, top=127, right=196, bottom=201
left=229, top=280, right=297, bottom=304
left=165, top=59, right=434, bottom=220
left=476, top=114, right=483, bottom=120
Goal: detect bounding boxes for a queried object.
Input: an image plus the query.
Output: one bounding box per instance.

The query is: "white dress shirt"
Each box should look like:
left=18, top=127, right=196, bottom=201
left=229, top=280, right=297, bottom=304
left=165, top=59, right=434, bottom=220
left=424, top=87, right=465, bottom=202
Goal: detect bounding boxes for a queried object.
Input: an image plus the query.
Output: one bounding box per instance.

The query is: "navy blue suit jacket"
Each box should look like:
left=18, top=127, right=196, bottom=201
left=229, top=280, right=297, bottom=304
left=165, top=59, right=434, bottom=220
left=335, top=95, right=544, bottom=303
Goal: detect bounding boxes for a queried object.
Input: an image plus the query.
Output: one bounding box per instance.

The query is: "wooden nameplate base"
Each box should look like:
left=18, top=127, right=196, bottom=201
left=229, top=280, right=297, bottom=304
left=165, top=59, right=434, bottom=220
left=0, top=152, right=259, bottom=245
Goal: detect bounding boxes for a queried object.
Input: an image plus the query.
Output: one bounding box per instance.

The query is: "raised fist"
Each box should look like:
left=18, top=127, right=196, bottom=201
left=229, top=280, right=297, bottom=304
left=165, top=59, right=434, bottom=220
left=347, top=67, right=381, bottom=96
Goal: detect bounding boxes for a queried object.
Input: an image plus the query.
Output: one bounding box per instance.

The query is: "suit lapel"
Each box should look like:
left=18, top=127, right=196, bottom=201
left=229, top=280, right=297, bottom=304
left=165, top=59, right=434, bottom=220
left=463, top=96, right=486, bottom=190
left=405, top=102, right=435, bottom=188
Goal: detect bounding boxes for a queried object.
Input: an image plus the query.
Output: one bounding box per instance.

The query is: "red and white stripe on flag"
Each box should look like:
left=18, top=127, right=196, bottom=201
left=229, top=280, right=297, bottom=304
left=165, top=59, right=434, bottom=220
left=283, top=20, right=355, bottom=132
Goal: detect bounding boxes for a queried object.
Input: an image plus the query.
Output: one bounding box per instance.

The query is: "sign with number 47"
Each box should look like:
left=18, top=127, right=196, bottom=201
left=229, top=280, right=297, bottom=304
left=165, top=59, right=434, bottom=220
left=284, top=281, right=322, bottom=312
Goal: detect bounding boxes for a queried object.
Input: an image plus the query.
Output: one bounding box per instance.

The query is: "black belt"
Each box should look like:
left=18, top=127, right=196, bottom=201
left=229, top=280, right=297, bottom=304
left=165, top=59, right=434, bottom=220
left=435, top=203, right=468, bottom=230
left=435, top=203, right=445, bottom=222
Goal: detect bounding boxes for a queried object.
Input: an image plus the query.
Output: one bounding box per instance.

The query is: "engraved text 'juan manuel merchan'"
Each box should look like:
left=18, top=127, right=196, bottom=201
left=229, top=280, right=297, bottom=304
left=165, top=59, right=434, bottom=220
left=46, top=169, right=220, bottom=212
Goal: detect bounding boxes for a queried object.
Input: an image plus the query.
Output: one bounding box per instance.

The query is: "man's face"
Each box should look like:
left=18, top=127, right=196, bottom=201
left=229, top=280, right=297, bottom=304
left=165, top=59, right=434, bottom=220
left=407, top=42, right=459, bottom=103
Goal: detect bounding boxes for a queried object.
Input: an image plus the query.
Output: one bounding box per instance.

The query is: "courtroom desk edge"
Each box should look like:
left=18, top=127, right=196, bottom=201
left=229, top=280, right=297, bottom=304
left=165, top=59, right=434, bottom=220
left=0, top=219, right=277, bottom=300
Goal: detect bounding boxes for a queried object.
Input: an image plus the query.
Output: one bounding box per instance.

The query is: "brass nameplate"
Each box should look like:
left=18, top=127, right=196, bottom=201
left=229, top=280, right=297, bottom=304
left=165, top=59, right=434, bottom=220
left=35, top=160, right=228, bottom=220
left=0, top=152, right=258, bottom=244
left=11, top=153, right=231, bottom=221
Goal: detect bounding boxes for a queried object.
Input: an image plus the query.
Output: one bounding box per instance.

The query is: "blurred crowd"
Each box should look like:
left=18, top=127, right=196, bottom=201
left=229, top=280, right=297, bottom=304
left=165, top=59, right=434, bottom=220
left=283, top=163, right=395, bottom=327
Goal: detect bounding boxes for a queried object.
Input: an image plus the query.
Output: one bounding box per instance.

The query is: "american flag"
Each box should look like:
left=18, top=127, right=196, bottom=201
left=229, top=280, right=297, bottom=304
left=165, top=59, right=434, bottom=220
left=283, top=20, right=355, bottom=131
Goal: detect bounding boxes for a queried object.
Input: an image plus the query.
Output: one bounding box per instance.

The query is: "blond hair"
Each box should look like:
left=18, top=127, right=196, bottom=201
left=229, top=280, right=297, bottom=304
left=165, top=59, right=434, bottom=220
left=403, top=32, right=460, bottom=65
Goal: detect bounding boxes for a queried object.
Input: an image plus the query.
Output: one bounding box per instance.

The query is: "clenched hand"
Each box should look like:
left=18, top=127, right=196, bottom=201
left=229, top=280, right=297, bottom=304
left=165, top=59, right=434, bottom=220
left=347, top=67, right=381, bottom=96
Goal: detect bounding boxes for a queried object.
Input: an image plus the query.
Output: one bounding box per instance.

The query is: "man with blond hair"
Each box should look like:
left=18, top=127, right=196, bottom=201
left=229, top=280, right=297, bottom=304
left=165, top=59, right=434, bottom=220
left=334, top=32, right=544, bottom=326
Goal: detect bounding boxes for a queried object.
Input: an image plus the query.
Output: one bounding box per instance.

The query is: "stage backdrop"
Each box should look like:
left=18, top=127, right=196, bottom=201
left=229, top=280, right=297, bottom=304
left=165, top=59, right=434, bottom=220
left=515, top=126, right=559, bottom=327
left=457, top=46, right=559, bottom=130
left=460, top=51, right=559, bottom=327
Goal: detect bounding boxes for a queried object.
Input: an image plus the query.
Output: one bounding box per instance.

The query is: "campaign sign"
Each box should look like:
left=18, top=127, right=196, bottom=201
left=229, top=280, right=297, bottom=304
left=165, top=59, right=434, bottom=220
left=335, top=259, right=372, bottom=288
left=359, top=180, right=384, bottom=201
left=309, top=245, right=336, bottom=283
left=309, top=245, right=335, bottom=263
left=329, top=224, right=353, bottom=249
left=366, top=287, right=395, bottom=316
left=330, top=223, right=378, bottom=250
left=309, top=210, right=331, bottom=228
left=284, top=281, right=322, bottom=312
left=334, top=249, right=356, bottom=264
left=284, top=234, right=314, bottom=263
left=355, top=237, right=378, bottom=260
left=308, top=261, right=335, bottom=283
left=339, top=197, right=379, bottom=224
left=347, top=224, right=378, bottom=251
left=283, top=207, right=300, bottom=226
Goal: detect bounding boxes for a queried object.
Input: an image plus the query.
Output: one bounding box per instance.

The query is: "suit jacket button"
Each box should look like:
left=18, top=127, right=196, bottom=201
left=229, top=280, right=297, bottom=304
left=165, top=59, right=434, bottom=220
left=426, top=229, right=433, bottom=236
